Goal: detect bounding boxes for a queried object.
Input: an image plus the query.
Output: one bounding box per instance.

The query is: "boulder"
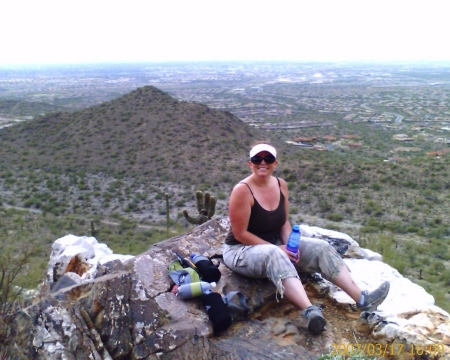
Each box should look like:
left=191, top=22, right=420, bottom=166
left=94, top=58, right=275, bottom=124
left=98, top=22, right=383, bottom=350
left=5, top=218, right=450, bottom=359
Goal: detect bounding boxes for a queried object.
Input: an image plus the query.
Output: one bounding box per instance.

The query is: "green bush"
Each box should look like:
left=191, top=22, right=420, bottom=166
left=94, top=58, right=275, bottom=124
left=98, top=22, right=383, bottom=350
left=325, top=213, right=344, bottom=222
left=360, top=226, right=379, bottom=234
left=439, top=270, right=450, bottom=285
left=175, top=200, right=185, bottom=207
left=371, top=183, right=381, bottom=191
left=0, top=236, right=38, bottom=314
left=319, top=200, right=332, bottom=212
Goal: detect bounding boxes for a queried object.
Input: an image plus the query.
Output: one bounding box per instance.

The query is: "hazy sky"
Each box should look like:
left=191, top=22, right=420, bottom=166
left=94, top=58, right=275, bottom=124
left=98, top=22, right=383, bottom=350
left=2, top=0, right=449, bottom=65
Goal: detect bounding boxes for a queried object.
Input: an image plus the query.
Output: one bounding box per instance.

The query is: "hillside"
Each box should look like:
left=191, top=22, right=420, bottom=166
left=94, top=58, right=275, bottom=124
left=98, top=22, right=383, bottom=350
left=0, top=86, right=276, bottom=184
left=0, top=99, right=60, bottom=117
left=1, top=84, right=450, bottom=315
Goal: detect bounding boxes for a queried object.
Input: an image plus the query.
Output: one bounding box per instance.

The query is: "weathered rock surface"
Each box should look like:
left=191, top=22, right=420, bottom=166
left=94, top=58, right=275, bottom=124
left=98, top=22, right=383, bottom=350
left=5, top=218, right=450, bottom=359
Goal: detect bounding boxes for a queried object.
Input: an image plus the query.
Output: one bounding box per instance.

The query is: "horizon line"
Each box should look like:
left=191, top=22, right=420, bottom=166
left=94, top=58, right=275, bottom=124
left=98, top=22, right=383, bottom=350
left=2, top=59, right=450, bottom=68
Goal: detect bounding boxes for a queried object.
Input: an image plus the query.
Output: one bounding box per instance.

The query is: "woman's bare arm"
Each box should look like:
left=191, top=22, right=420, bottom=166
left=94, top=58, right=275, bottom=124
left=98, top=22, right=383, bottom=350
left=278, top=177, right=292, bottom=244
left=278, top=178, right=299, bottom=263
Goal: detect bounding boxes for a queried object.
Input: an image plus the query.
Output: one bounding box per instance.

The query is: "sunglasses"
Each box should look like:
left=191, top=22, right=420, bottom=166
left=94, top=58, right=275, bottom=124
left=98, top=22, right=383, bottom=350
left=250, top=155, right=276, bottom=165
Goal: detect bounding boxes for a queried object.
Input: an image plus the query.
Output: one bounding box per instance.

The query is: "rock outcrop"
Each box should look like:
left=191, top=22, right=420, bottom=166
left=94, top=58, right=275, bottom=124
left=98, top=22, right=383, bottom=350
left=5, top=218, right=450, bottom=359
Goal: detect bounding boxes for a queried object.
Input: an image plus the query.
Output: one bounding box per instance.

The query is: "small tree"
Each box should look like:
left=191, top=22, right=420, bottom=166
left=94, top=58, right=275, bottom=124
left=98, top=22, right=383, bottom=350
left=0, top=237, right=35, bottom=353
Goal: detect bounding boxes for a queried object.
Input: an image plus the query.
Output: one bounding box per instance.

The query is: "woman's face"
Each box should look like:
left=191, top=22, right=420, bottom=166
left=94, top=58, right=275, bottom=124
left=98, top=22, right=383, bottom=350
left=248, top=151, right=278, bottom=175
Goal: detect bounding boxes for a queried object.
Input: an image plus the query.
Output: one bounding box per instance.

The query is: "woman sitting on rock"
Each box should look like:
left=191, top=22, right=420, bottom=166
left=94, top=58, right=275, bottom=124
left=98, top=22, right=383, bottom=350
left=223, top=142, right=390, bottom=334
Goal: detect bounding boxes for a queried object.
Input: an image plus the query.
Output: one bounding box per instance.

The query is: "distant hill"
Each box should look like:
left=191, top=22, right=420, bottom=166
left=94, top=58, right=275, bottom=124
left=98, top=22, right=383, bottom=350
left=0, top=86, right=278, bottom=184
left=0, top=99, right=60, bottom=117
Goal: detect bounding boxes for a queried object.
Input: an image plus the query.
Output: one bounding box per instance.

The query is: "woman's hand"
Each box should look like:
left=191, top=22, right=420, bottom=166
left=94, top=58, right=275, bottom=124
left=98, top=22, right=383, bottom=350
left=278, top=244, right=300, bottom=264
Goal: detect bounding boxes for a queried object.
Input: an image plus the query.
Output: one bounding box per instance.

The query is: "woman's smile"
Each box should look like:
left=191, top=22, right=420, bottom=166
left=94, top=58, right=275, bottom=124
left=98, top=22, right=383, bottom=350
left=249, top=150, right=277, bottom=174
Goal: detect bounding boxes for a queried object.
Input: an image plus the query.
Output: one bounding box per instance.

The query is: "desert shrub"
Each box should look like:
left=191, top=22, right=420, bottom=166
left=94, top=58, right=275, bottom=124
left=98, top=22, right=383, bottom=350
left=429, top=240, right=450, bottom=260
left=428, top=226, right=450, bottom=240
left=363, top=200, right=383, bottom=216
left=371, top=183, right=381, bottom=191
left=439, top=269, right=450, bottom=285
left=360, top=225, right=379, bottom=234
left=217, top=191, right=227, bottom=200
left=175, top=200, right=185, bottom=207
left=285, top=174, right=297, bottom=182
left=325, top=213, right=344, bottom=222
left=319, top=200, right=332, bottom=213
left=0, top=235, right=39, bottom=353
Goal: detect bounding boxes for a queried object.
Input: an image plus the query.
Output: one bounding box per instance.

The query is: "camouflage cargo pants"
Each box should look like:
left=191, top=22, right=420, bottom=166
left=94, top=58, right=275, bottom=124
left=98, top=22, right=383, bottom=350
left=223, top=238, right=345, bottom=299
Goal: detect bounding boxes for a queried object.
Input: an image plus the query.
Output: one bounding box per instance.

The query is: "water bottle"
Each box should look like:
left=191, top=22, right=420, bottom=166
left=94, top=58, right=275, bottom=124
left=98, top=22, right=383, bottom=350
left=190, top=254, right=209, bottom=264
left=190, top=253, right=222, bottom=283
left=286, top=224, right=300, bottom=263
left=172, top=281, right=217, bottom=299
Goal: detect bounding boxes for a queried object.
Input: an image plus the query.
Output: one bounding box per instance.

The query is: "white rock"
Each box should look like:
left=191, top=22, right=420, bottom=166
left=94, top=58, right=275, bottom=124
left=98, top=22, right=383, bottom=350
left=45, top=234, right=132, bottom=283
left=98, top=254, right=134, bottom=265
left=300, top=224, right=359, bottom=246
left=344, top=245, right=383, bottom=261
left=343, top=258, right=435, bottom=317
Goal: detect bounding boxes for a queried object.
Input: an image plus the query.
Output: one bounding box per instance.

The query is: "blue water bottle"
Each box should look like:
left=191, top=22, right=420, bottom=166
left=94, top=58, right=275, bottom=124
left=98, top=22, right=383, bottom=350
left=286, top=224, right=300, bottom=263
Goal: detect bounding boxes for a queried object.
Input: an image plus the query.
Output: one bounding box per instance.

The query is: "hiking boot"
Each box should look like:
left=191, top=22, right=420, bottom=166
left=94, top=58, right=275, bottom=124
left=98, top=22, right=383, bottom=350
left=303, top=305, right=326, bottom=334
left=357, top=281, right=390, bottom=311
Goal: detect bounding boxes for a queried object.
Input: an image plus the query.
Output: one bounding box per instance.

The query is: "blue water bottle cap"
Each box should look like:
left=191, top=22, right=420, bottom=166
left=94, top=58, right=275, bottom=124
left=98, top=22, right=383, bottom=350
left=292, top=224, right=299, bottom=231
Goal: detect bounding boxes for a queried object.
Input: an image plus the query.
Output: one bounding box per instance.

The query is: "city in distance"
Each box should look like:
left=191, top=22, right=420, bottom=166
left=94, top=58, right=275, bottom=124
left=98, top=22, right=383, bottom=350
left=1, top=61, right=450, bottom=125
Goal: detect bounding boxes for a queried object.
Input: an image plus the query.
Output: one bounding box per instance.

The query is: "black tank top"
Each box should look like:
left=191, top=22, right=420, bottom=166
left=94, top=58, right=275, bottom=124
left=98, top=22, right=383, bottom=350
left=225, top=178, right=286, bottom=245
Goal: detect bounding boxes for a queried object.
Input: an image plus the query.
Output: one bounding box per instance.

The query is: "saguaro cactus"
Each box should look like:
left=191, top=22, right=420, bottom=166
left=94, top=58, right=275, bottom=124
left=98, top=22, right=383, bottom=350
left=90, top=219, right=100, bottom=238
left=166, top=193, right=170, bottom=238
left=183, top=190, right=216, bottom=225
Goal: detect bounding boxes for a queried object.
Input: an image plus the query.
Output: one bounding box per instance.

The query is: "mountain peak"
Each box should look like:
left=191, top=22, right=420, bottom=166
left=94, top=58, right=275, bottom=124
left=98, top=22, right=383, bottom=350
left=0, top=86, right=266, bottom=184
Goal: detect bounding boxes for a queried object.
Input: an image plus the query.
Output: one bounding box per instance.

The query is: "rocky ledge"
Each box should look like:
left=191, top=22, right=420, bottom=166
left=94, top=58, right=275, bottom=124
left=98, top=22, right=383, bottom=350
left=5, top=218, right=450, bottom=359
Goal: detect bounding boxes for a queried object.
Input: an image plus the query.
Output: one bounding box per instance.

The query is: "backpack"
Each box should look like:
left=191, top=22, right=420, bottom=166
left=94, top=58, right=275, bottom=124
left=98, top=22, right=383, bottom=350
left=190, top=254, right=222, bottom=283
left=203, top=290, right=250, bottom=335
left=168, top=252, right=250, bottom=335
left=168, top=256, right=201, bottom=286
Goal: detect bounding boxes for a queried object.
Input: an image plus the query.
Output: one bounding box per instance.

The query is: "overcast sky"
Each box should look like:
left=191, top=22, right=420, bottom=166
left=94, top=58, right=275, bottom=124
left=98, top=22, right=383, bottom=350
left=2, top=0, right=449, bottom=65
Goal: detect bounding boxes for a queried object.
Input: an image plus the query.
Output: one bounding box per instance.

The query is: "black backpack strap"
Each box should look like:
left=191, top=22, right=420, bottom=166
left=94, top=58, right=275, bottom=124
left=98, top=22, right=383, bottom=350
left=208, top=254, right=222, bottom=268
left=222, top=291, right=250, bottom=316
